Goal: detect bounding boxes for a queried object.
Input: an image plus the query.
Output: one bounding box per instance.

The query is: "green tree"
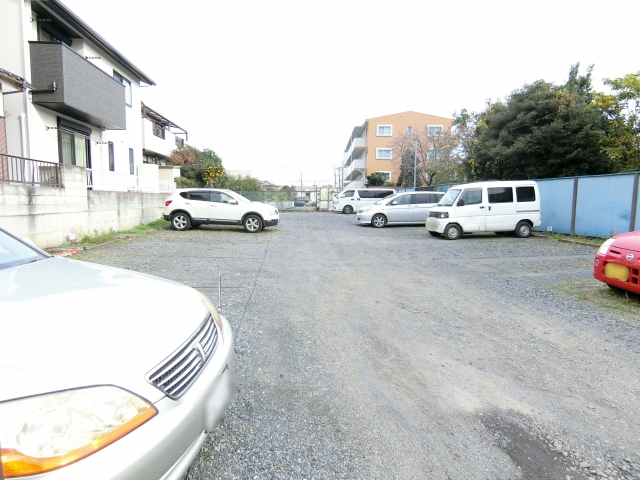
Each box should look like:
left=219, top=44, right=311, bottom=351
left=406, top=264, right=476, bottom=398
left=169, top=145, right=225, bottom=186
left=594, top=71, right=640, bottom=172
left=366, top=172, right=387, bottom=186
left=471, top=64, right=611, bottom=180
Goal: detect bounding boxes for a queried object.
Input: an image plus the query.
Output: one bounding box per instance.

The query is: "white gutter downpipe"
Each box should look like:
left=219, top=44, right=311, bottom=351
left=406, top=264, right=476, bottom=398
left=18, top=113, right=27, bottom=157
left=18, top=0, right=31, bottom=158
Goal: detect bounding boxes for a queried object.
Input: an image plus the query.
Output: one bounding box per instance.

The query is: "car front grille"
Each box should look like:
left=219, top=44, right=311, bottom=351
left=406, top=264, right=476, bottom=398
left=146, top=314, right=219, bottom=399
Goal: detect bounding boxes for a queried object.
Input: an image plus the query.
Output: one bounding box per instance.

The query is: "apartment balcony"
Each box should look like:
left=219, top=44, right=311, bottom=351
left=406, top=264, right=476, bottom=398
left=29, top=42, right=126, bottom=129
left=345, top=137, right=366, bottom=160
left=142, top=118, right=178, bottom=158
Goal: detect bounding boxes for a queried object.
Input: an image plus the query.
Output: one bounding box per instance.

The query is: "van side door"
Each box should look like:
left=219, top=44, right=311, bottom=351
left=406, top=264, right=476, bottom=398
left=387, top=194, right=414, bottom=222
left=455, top=188, right=485, bottom=232
left=485, top=186, right=517, bottom=231
left=411, top=193, right=440, bottom=222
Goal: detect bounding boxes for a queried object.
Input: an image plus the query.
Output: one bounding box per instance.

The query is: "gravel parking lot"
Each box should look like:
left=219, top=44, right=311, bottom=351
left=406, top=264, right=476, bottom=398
left=76, top=212, right=640, bottom=480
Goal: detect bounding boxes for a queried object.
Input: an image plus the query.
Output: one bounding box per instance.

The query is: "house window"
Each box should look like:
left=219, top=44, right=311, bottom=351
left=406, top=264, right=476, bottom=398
left=58, top=120, right=91, bottom=168
left=175, top=137, right=184, bottom=148
left=377, top=125, right=392, bottom=136
left=428, top=125, right=443, bottom=136
left=113, top=71, right=132, bottom=107
left=376, top=148, right=392, bottom=159
left=407, top=126, right=412, bottom=135
left=108, top=142, right=115, bottom=171
left=129, top=148, right=134, bottom=175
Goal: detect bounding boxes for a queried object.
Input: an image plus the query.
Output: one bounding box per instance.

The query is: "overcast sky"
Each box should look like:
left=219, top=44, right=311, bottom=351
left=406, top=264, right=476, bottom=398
left=62, top=0, right=639, bottom=187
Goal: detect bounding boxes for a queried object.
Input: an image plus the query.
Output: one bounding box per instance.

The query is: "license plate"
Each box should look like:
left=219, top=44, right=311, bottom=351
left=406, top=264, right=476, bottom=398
left=604, top=263, right=630, bottom=281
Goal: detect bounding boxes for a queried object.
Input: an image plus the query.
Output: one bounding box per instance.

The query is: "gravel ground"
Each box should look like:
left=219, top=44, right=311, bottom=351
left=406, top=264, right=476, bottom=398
left=76, top=212, right=640, bottom=480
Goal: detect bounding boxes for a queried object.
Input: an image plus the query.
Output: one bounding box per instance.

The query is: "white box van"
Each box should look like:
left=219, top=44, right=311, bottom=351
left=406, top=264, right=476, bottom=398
left=332, top=188, right=395, bottom=214
left=425, top=181, right=541, bottom=239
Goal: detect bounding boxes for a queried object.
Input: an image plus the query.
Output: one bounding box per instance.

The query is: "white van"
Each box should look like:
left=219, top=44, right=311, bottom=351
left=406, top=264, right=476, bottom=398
left=425, top=180, right=541, bottom=239
left=332, top=188, right=395, bottom=214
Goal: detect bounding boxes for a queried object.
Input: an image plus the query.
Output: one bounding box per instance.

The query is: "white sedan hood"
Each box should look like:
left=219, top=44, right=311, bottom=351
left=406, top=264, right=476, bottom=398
left=0, top=257, right=211, bottom=404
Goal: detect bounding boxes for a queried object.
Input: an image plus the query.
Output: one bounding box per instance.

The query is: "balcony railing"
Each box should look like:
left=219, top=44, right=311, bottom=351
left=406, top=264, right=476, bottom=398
left=86, top=168, right=175, bottom=193
left=0, top=154, right=63, bottom=187
left=152, top=123, right=165, bottom=139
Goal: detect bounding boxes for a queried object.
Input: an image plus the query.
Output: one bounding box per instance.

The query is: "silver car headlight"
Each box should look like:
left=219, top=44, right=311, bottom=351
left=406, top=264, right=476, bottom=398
left=597, top=238, right=615, bottom=255
left=0, top=386, right=156, bottom=477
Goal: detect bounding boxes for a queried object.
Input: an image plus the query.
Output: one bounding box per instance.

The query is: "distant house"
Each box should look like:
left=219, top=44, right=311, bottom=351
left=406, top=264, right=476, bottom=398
left=341, top=111, right=453, bottom=188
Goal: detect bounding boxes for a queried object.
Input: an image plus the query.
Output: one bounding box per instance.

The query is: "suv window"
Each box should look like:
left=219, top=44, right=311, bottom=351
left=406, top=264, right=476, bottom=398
left=188, top=192, right=210, bottom=201
left=488, top=187, right=513, bottom=203
left=516, top=186, right=536, bottom=202
left=459, top=189, right=483, bottom=205
left=211, top=192, right=235, bottom=203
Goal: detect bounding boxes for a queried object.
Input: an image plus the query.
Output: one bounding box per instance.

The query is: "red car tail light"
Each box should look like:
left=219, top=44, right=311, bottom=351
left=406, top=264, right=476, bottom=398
left=165, top=200, right=172, bottom=207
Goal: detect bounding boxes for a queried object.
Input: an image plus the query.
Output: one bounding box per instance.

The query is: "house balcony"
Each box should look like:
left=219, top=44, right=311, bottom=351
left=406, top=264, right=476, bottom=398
left=142, top=118, right=178, bottom=158
left=29, top=42, right=126, bottom=129
left=343, top=158, right=366, bottom=181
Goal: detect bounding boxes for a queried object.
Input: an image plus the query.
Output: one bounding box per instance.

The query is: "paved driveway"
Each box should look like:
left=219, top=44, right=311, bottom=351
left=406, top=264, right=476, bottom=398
left=77, top=212, right=640, bottom=479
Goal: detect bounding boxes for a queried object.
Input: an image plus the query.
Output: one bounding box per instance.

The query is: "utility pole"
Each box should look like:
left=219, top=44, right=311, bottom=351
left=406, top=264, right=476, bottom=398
left=413, top=139, right=418, bottom=189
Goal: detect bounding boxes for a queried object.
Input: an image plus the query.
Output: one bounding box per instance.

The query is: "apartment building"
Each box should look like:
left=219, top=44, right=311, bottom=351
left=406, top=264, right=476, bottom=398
left=341, top=111, right=453, bottom=188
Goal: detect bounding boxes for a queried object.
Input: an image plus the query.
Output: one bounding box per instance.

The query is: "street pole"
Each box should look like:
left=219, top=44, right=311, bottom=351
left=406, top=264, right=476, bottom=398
left=413, top=140, right=418, bottom=189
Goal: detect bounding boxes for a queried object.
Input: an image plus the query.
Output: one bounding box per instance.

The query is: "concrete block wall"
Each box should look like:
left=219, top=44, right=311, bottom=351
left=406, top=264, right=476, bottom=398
left=0, top=165, right=166, bottom=247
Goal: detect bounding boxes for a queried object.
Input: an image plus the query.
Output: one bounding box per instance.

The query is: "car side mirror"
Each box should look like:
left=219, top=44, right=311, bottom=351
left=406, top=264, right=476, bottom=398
left=457, top=199, right=465, bottom=206
left=229, top=199, right=238, bottom=205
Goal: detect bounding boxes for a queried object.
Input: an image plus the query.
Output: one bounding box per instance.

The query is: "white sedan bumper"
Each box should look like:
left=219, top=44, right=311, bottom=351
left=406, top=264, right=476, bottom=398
left=26, top=316, right=238, bottom=480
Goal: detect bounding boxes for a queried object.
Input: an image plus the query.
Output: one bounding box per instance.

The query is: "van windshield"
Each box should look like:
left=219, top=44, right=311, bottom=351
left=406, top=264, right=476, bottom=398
left=438, top=189, right=461, bottom=206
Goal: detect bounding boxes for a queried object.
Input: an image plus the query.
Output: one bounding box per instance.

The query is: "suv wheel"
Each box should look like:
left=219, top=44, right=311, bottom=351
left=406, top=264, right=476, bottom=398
left=244, top=214, right=262, bottom=233
left=171, top=212, right=191, bottom=231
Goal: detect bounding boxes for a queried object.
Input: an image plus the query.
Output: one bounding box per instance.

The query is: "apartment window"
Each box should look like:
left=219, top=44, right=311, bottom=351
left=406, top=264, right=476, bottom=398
left=113, top=71, right=132, bottom=107
left=407, top=126, right=412, bottom=135
left=426, top=149, right=443, bottom=160
left=377, top=125, right=392, bottom=136
left=377, top=171, right=392, bottom=183
left=129, top=148, right=134, bottom=175
left=376, top=148, right=392, bottom=159
left=108, top=142, right=115, bottom=171
left=58, top=119, right=91, bottom=168
left=175, top=137, right=184, bottom=148
left=428, top=125, right=443, bottom=136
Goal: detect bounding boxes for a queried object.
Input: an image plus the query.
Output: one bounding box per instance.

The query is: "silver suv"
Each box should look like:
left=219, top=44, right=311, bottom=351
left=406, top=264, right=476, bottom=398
left=163, top=188, right=279, bottom=232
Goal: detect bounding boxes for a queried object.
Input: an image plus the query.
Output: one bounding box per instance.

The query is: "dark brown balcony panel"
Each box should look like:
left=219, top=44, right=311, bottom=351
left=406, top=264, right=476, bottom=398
left=29, top=41, right=126, bottom=129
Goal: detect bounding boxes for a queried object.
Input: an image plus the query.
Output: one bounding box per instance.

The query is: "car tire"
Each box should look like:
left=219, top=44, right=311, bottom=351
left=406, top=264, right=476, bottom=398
left=444, top=224, right=462, bottom=240
left=514, top=221, right=532, bottom=238
left=243, top=214, right=263, bottom=233
left=171, top=212, right=191, bottom=231
left=371, top=214, right=387, bottom=228
left=343, top=205, right=353, bottom=214
left=428, top=231, right=440, bottom=237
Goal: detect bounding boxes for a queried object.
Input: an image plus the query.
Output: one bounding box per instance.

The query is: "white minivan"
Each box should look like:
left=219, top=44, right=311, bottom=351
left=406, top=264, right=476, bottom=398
left=425, top=181, right=541, bottom=240
left=332, top=188, right=395, bottom=214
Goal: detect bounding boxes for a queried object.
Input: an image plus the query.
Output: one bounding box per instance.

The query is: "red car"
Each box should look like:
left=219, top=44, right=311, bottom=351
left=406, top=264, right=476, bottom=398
left=594, top=230, right=640, bottom=294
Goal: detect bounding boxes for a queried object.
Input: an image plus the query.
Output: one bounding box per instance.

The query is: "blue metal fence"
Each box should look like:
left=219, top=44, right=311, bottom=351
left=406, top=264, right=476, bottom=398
left=429, top=171, right=640, bottom=238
